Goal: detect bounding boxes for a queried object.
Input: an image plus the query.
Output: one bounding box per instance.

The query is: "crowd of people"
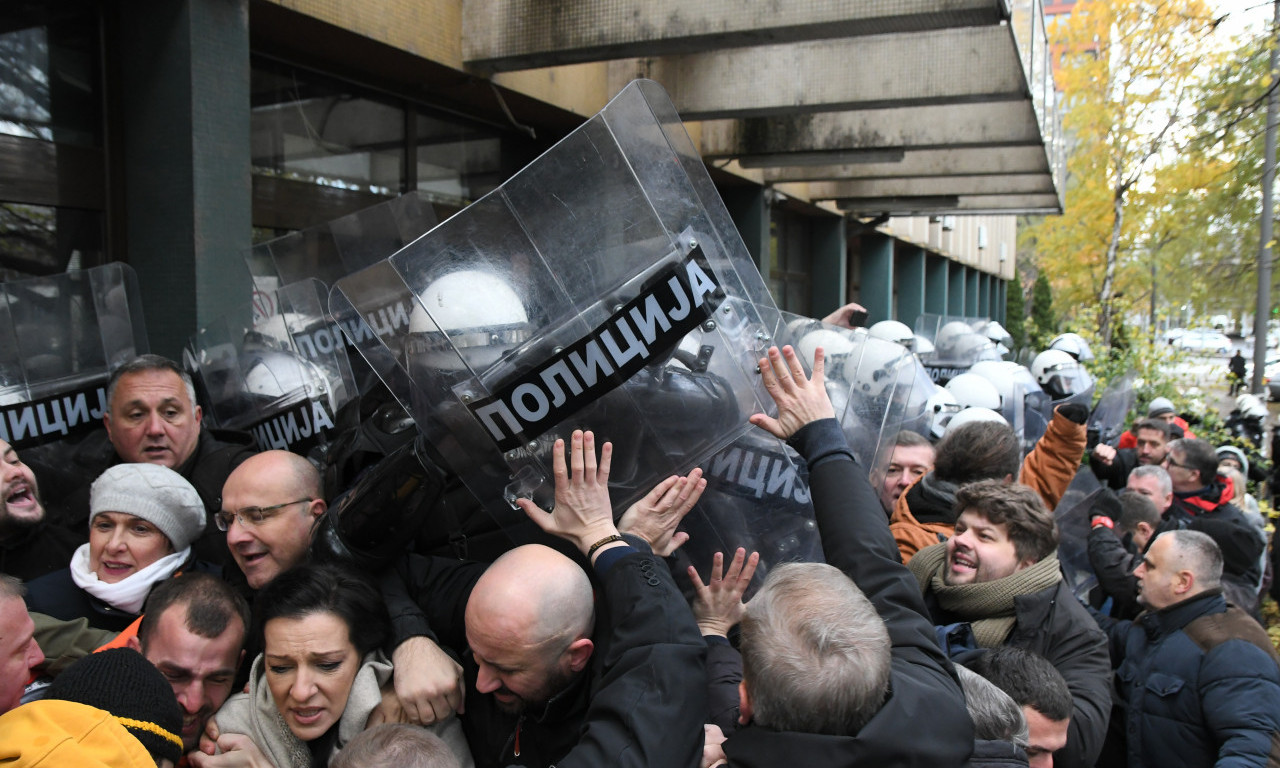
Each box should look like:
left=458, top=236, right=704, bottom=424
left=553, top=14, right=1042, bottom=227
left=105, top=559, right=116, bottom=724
left=1, top=335, right=1279, bottom=768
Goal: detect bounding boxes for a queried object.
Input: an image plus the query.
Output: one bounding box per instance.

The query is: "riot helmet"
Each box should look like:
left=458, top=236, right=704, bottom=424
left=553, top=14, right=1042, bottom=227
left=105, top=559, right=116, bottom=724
left=408, top=269, right=532, bottom=371
left=945, top=372, right=1002, bottom=412
left=945, top=406, right=1008, bottom=435
left=1031, top=349, right=1093, bottom=400
left=867, top=320, right=915, bottom=350
left=1049, top=332, right=1095, bottom=362
left=926, top=387, right=962, bottom=440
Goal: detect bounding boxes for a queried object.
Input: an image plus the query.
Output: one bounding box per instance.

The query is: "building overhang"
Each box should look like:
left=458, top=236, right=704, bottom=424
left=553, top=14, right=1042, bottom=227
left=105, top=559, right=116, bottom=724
left=462, top=0, right=1063, bottom=216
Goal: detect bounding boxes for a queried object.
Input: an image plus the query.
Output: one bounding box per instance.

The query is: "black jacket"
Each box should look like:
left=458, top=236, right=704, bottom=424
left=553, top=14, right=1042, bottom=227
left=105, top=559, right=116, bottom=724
left=1086, top=525, right=1143, bottom=620
left=51, top=429, right=256, bottom=567
left=397, top=546, right=707, bottom=768
left=24, top=556, right=218, bottom=632
left=0, top=520, right=80, bottom=582
left=922, top=567, right=1113, bottom=768
left=1088, top=448, right=1140, bottom=491
left=722, top=419, right=973, bottom=768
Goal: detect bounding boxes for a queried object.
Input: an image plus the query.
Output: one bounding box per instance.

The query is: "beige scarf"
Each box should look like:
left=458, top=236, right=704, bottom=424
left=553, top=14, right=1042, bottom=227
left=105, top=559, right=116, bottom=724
left=908, top=542, right=1062, bottom=648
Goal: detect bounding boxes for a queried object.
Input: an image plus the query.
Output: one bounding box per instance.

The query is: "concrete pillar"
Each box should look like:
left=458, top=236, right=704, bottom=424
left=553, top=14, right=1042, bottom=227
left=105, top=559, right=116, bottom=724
left=117, top=0, right=252, bottom=358
left=896, top=244, right=926, bottom=327
left=948, top=261, right=966, bottom=317
left=978, top=272, right=991, bottom=318
left=810, top=216, right=846, bottom=317
left=925, top=253, right=949, bottom=316
left=721, top=186, right=770, bottom=279
left=996, top=279, right=1007, bottom=324
left=860, top=232, right=893, bottom=324
left=965, top=268, right=979, bottom=316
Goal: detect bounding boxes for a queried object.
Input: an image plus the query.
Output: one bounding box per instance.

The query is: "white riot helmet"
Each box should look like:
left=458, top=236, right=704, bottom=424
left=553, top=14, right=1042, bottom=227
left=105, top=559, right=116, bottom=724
left=945, top=406, right=1008, bottom=435
left=1049, top=332, right=1095, bottom=362
left=867, top=320, right=915, bottom=350
left=796, top=328, right=858, bottom=367
left=1236, top=393, right=1267, bottom=421
left=980, top=321, right=1014, bottom=350
left=843, top=338, right=911, bottom=398
left=408, top=269, right=531, bottom=370
left=934, top=321, right=976, bottom=359
left=913, top=334, right=936, bottom=355
left=243, top=350, right=332, bottom=409
left=926, top=387, right=962, bottom=440
left=1031, top=349, right=1093, bottom=400
left=945, top=372, right=1002, bottom=411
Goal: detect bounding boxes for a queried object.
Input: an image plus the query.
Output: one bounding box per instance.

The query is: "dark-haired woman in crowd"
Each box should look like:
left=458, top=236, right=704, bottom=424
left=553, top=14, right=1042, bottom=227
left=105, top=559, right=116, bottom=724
left=202, top=562, right=472, bottom=768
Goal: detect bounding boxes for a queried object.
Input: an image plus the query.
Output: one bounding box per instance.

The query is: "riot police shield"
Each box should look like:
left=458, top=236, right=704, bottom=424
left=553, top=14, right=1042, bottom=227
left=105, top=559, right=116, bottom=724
left=245, top=192, right=439, bottom=292
left=1053, top=468, right=1105, bottom=599
left=777, top=312, right=925, bottom=477
left=185, top=279, right=356, bottom=457
left=969, top=360, right=1052, bottom=455
left=915, top=313, right=1001, bottom=385
left=1088, top=371, right=1137, bottom=450
left=330, top=80, right=796, bottom=576
left=0, top=264, right=148, bottom=505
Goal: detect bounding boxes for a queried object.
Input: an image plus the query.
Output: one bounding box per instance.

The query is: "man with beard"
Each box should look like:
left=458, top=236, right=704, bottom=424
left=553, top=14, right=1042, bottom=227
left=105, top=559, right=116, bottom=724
left=907, top=480, right=1111, bottom=768
left=1089, top=419, right=1170, bottom=491
left=129, top=572, right=248, bottom=756
left=395, top=436, right=710, bottom=768
left=0, top=439, right=80, bottom=581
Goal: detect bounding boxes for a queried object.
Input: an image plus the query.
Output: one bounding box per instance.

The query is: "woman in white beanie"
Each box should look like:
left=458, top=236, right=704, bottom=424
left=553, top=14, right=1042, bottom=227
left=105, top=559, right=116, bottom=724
left=24, top=463, right=208, bottom=632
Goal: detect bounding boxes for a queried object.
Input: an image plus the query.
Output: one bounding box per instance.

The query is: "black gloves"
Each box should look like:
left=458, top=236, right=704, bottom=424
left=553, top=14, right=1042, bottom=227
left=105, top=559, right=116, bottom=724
left=1057, top=402, right=1089, bottom=425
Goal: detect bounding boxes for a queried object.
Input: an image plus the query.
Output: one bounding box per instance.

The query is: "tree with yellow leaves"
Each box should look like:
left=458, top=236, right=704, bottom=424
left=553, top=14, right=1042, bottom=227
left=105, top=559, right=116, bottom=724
left=1022, top=0, right=1228, bottom=346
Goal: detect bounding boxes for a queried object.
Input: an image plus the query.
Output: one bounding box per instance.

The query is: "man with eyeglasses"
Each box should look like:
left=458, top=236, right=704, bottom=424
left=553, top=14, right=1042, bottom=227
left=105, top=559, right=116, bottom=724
left=218, top=450, right=324, bottom=592
left=218, top=449, right=468, bottom=729
left=1156, top=438, right=1265, bottom=615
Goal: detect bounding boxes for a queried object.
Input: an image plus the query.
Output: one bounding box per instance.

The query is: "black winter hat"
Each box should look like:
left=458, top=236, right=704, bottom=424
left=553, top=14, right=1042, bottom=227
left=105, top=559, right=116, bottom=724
left=45, top=647, right=184, bottom=765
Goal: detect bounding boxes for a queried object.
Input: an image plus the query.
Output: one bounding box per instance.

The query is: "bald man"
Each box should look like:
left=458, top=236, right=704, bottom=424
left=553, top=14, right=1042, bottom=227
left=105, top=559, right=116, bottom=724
left=394, top=431, right=708, bottom=768
left=219, top=450, right=467, bottom=728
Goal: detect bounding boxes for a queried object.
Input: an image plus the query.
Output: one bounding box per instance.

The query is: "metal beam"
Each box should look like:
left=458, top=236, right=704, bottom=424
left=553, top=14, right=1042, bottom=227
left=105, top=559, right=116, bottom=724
left=644, top=27, right=1025, bottom=120
left=758, top=146, right=1051, bottom=183
left=836, top=193, right=1062, bottom=215
left=698, top=102, right=1042, bottom=158
left=463, top=0, right=1008, bottom=72
left=812, top=174, right=1055, bottom=199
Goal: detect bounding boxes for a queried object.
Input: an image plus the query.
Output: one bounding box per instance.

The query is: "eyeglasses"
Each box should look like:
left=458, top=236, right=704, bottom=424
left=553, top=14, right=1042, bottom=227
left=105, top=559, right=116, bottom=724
left=1164, top=457, right=1192, bottom=471
left=214, top=499, right=313, bottom=532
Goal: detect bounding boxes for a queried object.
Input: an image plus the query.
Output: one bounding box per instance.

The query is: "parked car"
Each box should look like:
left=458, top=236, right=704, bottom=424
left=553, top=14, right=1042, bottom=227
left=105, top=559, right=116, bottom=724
left=1172, top=328, right=1233, bottom=355
left=1265, top=357, right=1280, bottom=401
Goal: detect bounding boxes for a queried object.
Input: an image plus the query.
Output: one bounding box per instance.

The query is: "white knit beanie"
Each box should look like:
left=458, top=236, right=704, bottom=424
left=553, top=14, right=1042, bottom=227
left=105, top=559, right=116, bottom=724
left=89, top=464, right=206, bottom=551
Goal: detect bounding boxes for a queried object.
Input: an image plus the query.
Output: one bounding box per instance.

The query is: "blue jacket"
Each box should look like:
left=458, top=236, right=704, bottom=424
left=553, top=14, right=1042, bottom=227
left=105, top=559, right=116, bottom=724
left=1096, top=589, right=1280, bottom=767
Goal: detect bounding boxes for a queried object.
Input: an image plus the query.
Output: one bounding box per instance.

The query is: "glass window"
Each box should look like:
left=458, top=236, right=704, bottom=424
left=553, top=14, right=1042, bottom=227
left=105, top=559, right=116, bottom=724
left=768, top=211, right=812, bottom=316
left=414, top=113, right=504, bottom=208
left=0, top=203, right=103, bottom=280
left=252, top=60, right=405, bottom=198
left=0, top=14, right=102, bottom=148
left=0, top=6, right=105, bottom=278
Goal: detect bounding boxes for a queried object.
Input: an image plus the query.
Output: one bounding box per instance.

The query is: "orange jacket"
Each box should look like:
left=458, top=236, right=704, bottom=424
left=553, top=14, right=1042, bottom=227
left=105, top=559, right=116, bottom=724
left=890, top=406, right=1087, bottom=563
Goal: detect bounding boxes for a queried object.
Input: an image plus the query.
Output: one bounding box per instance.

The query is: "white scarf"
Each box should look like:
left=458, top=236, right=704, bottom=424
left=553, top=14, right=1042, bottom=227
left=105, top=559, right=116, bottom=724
left=68, top=543, right=191, bottom=615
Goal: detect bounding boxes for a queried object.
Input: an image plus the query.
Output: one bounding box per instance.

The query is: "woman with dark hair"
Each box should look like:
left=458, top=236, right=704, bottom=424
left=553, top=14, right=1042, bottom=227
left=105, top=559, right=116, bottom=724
left=204, top=563, right=471, bottom=768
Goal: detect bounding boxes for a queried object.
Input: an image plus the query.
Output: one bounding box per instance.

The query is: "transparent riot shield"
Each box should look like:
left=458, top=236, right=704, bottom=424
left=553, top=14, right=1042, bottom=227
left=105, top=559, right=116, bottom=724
left=969, top=360, right=1052, bottom=455
left=0, top=264, right=148, bottom=507
left=245, top=192, right=439, bottom=293
left=330, top=80, right=793, bottom=578
left=185, top=279, right=356, bottom=456
left=776, top=312, right=922, bottom=479
left=1088, top=370, right=1137, bottom=450
left=1054, top=468, right=1105, bottom=600
left=915, top=312, right=1001, bottom=385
